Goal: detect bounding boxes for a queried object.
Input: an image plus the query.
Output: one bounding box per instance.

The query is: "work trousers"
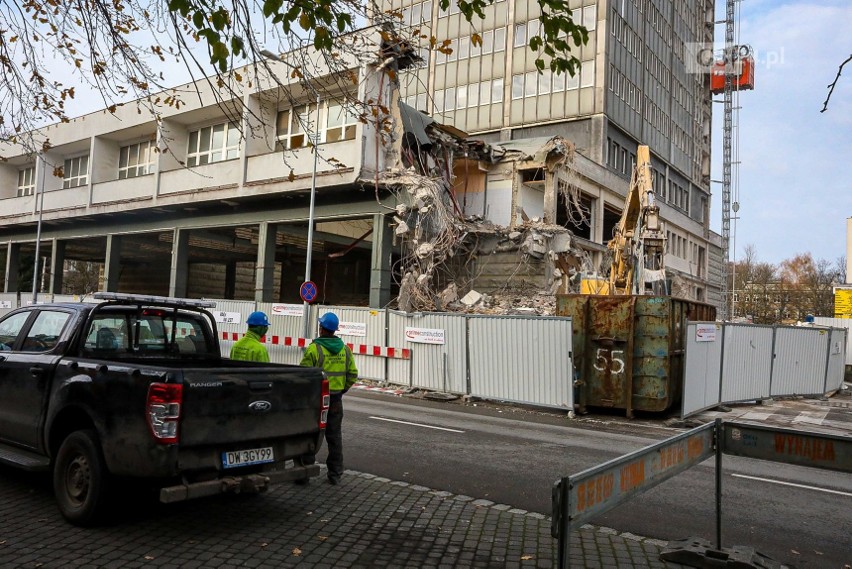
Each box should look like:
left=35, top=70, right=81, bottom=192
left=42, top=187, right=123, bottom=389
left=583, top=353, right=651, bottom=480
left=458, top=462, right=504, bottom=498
left=325, top=395, right=344, bottom=479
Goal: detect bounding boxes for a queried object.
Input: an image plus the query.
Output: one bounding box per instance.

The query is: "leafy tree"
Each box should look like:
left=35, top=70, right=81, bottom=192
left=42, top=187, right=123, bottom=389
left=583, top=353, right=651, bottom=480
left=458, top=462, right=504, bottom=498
left=0, top=0, right=587, bottom=156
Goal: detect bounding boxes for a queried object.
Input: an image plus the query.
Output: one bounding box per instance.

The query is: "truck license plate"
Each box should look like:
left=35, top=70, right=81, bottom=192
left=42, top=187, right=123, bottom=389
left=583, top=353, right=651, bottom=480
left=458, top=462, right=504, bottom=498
left=222, top=447, right=274, bottom=469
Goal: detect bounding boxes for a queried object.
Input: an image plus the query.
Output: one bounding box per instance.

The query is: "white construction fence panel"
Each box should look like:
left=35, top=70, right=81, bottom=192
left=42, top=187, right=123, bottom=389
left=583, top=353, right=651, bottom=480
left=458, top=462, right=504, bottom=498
left=387, top=310, right=466, bottom=393
left=721, top=324, right=774, bottom=403
left=0, top=293, right=18, bottom=317
left=683, top=322, right=723, bottom=417
left=205, top=299, right=257, bottom=358
left=826, top=327, right=848, bottom=392
left=814, top=317, right=852, bottom=366
left=52, top=294, right=83, bottom=304
left=468, top=315, right=573, bottom=409
left=257, top=302, right=313, bottom=365
left=317, top=305, right=388, bottom=381
left=770, top=326, right=829, bottom=397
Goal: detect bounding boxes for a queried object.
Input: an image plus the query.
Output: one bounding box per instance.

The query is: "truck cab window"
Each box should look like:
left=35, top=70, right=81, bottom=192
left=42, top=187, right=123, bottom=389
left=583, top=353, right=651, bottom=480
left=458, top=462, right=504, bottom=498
left=84, top=316, right=127, bottom=352
left=21, top=311, right=71, bottom=352
left=0, top=312, right=31, bottom=351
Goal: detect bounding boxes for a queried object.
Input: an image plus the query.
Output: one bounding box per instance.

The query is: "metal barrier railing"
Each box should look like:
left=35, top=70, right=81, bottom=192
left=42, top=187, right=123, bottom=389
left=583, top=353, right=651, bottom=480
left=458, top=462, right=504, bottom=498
left=551, top=420, right=852, bottom=568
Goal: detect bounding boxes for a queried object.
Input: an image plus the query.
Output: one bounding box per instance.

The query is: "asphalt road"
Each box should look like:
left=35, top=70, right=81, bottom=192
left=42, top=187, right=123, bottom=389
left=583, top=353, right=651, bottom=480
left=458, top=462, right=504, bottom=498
left=324, top=392, right=852, bottom=569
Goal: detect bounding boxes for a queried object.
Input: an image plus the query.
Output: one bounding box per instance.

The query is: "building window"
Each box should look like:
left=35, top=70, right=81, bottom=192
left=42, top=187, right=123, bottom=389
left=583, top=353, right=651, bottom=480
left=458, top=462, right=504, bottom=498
left=402, top=1, right=432, bottom=26
left=187, top=122, right=240, bottom=167
left=468, top=82, right=480, bottom=107
left=581, top=60, right=595, bottom=88
left=17, top=167, right=35, bottom=197
left=494, top=28, right=506, bottom=52
left=434, top=90, right=445, bottom=113
left=538, top=71, right=552, bottom=95
left=118, top=140, right=155, bottom=179
left=277, top=104, right=317, bottom=149
left=324, top=102, right=359, bottom=143
left=456, top=85, right=468, bottom=109
left=524, top=71, right=537, bottom=97
left=514, top=23, right=527, bottom=48
left=491, top=78, right=504, bottom=103
left=511, top=74, right=525, bottom=99
left=63, top=155, right=89, bottom=189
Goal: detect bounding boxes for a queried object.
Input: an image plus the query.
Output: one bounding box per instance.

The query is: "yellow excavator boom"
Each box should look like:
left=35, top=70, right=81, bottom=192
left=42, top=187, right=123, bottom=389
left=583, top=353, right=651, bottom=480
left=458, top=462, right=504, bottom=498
left=606, top=145, right=667, bottom=295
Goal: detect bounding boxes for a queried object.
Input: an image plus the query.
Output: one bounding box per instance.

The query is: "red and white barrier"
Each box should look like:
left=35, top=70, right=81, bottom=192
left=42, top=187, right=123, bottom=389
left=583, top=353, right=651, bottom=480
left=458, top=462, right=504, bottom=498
left=220, top=332, right=411, bottom=360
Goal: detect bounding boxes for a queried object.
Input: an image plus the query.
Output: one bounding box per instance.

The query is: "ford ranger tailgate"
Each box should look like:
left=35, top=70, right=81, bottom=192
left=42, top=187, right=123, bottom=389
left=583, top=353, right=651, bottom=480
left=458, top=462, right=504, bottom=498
left=179, top=365, right=323, bottom=447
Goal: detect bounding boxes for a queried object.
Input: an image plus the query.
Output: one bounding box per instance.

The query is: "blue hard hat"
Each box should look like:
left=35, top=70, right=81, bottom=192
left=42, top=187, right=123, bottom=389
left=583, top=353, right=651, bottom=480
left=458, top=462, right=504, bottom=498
left=246, top=311, right=270, bottom=326
left=318, top=312, right=339, bottom=332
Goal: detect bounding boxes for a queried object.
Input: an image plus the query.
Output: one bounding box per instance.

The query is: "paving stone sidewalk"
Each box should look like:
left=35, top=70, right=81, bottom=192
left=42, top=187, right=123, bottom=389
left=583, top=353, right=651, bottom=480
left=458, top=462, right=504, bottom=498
left=0, top=464, right=686, bottom=569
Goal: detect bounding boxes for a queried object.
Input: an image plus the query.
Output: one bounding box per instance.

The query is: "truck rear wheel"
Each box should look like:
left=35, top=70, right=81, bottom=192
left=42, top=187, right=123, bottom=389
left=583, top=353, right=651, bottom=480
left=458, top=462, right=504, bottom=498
left=53, top=429, right=110, bottom=525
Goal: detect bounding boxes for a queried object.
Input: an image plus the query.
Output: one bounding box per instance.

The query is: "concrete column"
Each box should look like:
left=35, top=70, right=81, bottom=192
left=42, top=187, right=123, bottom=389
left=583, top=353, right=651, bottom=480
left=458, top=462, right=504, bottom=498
left=4, top=242, right=20, bottom=293
left=169, top=228, right=190, bottom=298
left=103, top=235, right=123, bottom=292
left=49, top=239, right=66, bottom=295
left=369, top=214, right=393, bottom=308
left=255, top=222, right=278, bottom=302
left=543, top=172, right=557, bottom=225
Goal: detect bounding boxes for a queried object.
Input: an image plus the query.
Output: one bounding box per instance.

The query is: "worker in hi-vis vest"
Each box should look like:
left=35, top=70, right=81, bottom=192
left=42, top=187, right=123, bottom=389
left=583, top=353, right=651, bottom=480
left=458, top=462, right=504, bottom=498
left=300, top=312, right=358, bottom=485
left=229, top=311, right=270, bottom=363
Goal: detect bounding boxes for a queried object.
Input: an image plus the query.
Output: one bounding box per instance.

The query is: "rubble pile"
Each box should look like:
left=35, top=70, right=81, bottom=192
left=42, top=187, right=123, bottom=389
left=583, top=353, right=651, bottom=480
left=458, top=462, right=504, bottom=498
left=385, top=105, right=596, bottom=315
left=439, top=282, right=558, bottom=316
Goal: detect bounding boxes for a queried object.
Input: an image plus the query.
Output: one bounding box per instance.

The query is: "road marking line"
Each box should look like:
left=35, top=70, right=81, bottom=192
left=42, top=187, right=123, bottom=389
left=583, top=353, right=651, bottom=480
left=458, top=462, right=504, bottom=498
left=731, top=474, right=852, bottom=497
left=369, top=416, right=465, bottom=433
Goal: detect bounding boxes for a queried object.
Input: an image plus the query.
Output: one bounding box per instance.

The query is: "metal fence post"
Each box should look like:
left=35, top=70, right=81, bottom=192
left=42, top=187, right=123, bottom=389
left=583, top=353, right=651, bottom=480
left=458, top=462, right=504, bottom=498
left=554, top=477, right=571, bottom=569
left=715, top=418, right=723, bottom=550
left=384, top=307, right=390, bottom=386
left=822, top=328, right=833, bottom=394
left=717, top=323, right=726, bottom=406
left=464, top=314, right=472, bottom=396
left=768, top=325, right=777, bottom=397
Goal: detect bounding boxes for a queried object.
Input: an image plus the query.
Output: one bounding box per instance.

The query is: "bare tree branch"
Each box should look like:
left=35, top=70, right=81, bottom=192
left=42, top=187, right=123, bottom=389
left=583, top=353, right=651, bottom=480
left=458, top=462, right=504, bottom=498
left=820, top=53, right=852, bottom=113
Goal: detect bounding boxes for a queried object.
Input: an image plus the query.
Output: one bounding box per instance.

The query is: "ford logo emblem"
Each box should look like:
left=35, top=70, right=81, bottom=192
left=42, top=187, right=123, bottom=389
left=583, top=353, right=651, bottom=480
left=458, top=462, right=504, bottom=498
left=249, top=400, right=272, bottom=413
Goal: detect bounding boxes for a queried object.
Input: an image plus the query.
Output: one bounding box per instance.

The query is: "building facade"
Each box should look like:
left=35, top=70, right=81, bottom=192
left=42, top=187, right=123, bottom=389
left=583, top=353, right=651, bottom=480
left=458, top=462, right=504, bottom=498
left=0, top=33, right=404, bottom=307
left=388, top=0, right=719, bottom=304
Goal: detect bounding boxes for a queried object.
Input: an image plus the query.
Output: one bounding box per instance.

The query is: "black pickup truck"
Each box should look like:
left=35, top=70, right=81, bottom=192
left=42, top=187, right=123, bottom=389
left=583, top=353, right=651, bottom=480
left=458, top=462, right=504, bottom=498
left=0, top=292, right=327, bottom=525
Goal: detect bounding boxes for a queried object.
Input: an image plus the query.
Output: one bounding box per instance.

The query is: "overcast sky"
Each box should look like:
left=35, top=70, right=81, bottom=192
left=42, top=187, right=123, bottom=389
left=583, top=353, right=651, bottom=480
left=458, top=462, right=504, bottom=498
left=711, top=0, right=852, bottom=265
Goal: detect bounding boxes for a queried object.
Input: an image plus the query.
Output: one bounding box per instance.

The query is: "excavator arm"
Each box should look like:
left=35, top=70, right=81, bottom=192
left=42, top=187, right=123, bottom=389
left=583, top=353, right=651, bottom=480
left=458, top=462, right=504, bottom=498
left=607, top=145, right=667, bottom=295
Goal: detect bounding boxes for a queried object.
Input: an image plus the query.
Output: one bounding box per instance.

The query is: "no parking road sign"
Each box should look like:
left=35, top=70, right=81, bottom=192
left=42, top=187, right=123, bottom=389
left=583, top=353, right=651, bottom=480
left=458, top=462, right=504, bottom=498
left=300, top=281, right=318, bottom=304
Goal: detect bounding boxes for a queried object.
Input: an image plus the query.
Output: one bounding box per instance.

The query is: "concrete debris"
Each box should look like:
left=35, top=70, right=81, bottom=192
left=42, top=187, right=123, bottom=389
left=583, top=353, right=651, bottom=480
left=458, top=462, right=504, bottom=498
left=387, top=114, right=588, bottom=314
left=415, top=242, right=434, bottom=258
left=394, top=218, right=410, bottom=235
left=439, top=283, right=459, bottom=306
left=460, top=290, right=483, bottom=306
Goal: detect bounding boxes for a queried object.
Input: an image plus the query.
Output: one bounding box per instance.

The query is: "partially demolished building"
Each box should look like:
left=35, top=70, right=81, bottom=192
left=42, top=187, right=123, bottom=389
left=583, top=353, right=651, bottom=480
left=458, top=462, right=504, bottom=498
left=391, top=0, right=721, bottom=311
left=1, top=21, right=717, bottom=314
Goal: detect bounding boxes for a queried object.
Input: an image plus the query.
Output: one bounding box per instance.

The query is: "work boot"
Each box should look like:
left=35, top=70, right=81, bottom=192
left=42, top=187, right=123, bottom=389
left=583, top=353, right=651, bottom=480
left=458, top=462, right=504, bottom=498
left=327, top=475, right=340, bottom=485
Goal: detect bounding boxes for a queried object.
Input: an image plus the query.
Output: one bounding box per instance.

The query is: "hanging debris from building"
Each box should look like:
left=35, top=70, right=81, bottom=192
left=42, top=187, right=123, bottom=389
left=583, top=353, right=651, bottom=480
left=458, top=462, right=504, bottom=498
left=380, top=105, right=589, bottom=314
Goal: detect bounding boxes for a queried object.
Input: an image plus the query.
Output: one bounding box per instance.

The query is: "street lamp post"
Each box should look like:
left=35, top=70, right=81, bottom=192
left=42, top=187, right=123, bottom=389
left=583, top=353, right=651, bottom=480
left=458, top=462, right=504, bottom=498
left=32, top=155, right=47, bottom=304
left=301, top=94, right=321, bottom=341
left=259, top=50, right=320, bottom=340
